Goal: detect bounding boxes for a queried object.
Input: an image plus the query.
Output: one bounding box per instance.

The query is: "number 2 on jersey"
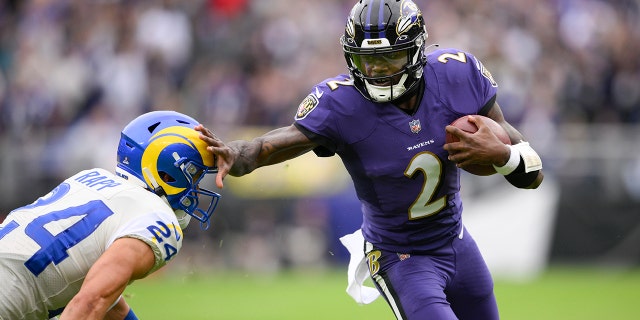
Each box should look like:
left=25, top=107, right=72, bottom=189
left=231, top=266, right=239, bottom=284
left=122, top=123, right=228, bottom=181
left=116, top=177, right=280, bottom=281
left=405, top=152, right=446, bottom=219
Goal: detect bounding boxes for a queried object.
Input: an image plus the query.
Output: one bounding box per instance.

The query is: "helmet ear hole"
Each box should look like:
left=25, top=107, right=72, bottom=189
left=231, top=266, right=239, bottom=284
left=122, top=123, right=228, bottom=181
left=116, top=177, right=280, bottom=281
left=159, top=171, right=176, bottom=183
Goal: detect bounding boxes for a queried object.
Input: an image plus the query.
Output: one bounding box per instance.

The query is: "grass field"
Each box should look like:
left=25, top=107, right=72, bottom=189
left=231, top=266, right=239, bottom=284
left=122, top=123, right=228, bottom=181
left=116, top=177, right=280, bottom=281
left=125, top=266, right=640, bottom=319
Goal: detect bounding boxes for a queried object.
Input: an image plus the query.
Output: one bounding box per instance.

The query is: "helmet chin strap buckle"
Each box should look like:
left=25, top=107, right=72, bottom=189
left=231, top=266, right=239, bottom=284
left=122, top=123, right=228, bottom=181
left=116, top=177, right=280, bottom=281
left=143, top=167, right=167, bottom=197
left=153, top=186, right=167, bottom=197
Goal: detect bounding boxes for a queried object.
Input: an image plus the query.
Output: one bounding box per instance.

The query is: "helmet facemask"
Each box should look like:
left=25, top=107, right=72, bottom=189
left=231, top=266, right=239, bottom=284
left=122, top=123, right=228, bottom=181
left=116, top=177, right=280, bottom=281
left=343, top=34, right=426, bottom=102
left=165, top=155, right=220, bottom=230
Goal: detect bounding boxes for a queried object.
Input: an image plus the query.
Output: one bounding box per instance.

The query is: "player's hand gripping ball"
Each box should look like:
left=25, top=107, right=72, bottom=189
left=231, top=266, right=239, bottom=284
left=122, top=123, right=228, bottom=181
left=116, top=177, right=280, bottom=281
left=445, top=115, right=511, bottom=176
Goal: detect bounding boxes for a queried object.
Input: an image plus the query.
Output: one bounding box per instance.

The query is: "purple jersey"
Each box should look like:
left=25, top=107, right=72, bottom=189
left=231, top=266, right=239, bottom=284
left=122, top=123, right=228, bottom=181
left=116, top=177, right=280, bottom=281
left=294, top=48, right=498, bottom=253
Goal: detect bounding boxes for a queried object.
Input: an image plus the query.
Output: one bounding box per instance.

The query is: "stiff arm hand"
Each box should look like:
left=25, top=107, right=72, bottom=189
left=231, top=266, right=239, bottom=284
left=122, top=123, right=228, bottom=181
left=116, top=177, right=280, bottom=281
left=195, top=124, right=242, bottom=189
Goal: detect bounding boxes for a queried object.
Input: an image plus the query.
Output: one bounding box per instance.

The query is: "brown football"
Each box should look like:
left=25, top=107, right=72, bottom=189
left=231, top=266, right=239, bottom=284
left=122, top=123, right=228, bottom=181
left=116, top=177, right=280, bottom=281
left=445, top=115, right=511, bottom=176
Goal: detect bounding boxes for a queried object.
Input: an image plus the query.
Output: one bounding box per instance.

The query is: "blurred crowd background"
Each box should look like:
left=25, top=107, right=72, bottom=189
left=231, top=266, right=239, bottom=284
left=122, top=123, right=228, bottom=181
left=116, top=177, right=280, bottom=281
left=1, top=0, right=639, bottom=276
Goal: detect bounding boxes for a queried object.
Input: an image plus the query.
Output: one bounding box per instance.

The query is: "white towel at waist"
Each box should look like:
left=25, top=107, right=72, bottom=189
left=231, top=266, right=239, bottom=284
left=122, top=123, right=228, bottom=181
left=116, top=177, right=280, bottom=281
left=339, top=229, right=381, bottom=305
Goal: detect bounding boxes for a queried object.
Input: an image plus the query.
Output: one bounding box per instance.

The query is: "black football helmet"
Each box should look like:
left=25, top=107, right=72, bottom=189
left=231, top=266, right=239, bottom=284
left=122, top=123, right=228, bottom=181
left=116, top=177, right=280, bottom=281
left=341, top=0, right=428, bottom=103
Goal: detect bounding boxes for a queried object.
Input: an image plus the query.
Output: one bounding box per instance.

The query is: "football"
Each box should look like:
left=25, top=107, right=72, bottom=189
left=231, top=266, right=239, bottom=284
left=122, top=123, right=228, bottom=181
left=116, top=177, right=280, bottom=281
left=445, top=115, right=511, bottom=176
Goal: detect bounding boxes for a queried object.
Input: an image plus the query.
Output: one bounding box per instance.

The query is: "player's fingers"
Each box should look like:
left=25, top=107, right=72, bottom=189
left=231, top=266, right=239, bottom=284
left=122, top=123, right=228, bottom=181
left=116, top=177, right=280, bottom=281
left=447, top=149, right=462, bottom=161
left=199, top=133, right=214, bottom=145
left=445, top=125, right=471, bottom=140
left=455, top=158, right=473, bottom=168
left=194, top=124, right=207, bottom=135
left=443, top=141, right=463, bottom=152
left=444, top=125, right=458, bottom=135
left=444, top=126, right=469, bottom=152
left=469, top=115, right=486, bottom=129
left=449, top=155, right=468, bottom=167
left=214, top=154, right=230, bottom=189
left=199, top=133, right=224, bottom=148
left=215, top=171, right=225, bottom=189
left=207, top=145, right=225, bottom=157
left=195, top=125, right=219, bottom=141
left=468, top=115, right=491, bottom=134
left=450, top=154, right=474, bottom=167
left=207, top=146, right=233, bottom=189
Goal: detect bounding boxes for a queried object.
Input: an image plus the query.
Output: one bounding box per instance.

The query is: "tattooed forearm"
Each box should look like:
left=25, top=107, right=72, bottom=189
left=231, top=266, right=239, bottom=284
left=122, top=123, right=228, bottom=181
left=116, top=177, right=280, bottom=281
left=227, top=125, right=317, bottom=176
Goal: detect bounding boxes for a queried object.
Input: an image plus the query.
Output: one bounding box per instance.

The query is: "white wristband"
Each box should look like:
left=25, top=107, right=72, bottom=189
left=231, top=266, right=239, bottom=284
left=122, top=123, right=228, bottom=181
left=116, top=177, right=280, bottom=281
left=512, top=141, right=543, bottom=172
left=493, top=144, right=521, bottom=175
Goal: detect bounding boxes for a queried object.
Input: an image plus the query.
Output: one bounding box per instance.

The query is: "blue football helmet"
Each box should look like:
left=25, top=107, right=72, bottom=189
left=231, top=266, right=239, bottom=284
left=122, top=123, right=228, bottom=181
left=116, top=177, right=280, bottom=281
left=116, top=111, right=220, bottom=229
left=341, top=0, right=428, bottom=103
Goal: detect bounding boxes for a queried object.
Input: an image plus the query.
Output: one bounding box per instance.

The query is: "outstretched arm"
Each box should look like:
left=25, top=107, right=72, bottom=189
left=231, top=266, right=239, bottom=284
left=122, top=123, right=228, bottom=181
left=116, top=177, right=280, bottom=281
left=196, top=124, right=318, bottom=189
left=59, top=237, right=155, bottom=320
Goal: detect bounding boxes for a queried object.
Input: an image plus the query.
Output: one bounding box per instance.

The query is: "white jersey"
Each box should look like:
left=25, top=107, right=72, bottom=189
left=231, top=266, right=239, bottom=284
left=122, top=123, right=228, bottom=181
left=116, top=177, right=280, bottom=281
left=0, top=168, right=183, bottom=320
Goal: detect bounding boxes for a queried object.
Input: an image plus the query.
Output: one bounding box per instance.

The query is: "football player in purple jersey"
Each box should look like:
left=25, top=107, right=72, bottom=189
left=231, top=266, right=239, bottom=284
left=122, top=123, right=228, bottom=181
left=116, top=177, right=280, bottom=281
left=198, top=0, right=543, bottom=319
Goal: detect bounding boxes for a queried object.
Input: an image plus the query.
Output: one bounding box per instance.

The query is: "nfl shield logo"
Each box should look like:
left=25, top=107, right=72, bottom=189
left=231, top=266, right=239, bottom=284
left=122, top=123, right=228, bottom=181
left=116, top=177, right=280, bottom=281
left=409, top=119, right=421, bottom=133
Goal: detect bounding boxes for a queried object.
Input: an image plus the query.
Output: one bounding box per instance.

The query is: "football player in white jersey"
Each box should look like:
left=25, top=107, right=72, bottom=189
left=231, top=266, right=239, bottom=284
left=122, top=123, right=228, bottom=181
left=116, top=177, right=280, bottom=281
left=0, top=111, right=221, bottom=320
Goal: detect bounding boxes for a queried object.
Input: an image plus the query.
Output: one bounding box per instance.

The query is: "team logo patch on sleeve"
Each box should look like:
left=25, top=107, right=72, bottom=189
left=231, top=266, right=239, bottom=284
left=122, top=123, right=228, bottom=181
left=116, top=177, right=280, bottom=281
left=295, top=93, right=319, bottom=120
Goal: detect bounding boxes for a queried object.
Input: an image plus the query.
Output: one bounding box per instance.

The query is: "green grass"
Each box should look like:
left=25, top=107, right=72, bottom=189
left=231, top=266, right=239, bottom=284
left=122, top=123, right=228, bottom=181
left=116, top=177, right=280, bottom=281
left=124, top=267, right=640, bottom=319
left=125, top=270, right=391, bottom=320
left=496, top=267, right=640, bottom=320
